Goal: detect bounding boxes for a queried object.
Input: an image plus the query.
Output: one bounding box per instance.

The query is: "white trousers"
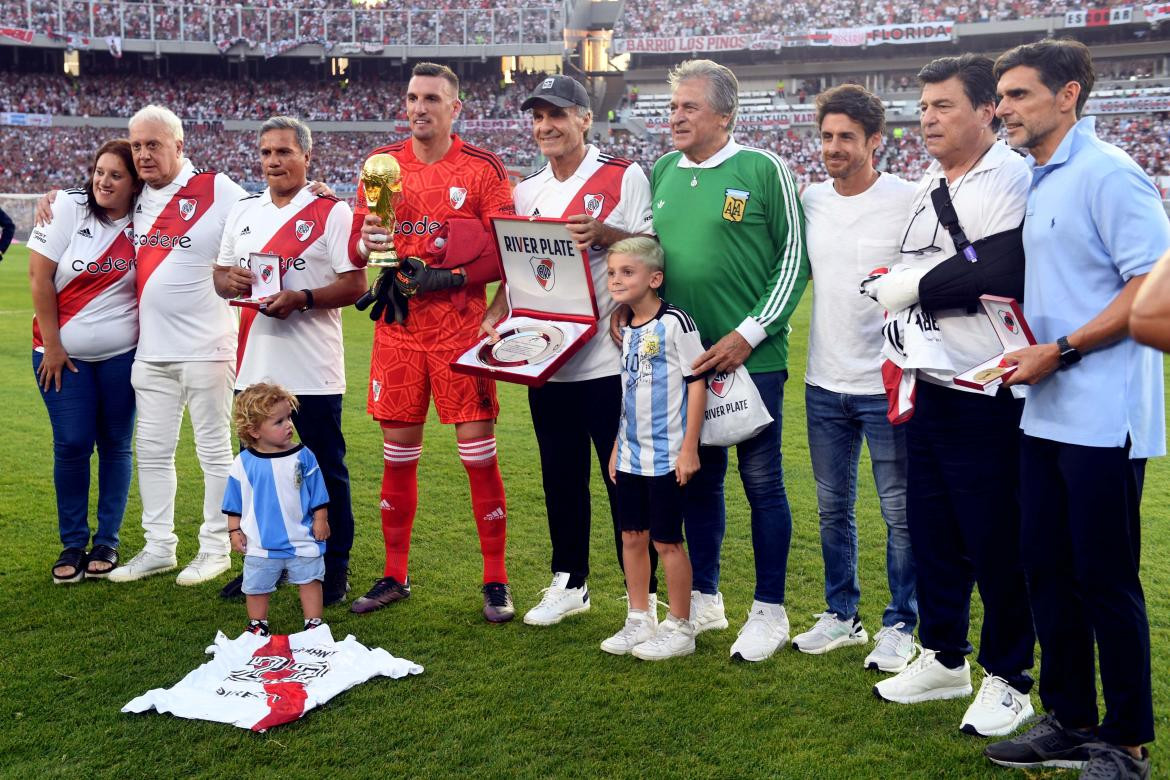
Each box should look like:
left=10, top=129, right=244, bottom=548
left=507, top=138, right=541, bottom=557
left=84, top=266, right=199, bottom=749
left=131, top=359, right=234, bottom=557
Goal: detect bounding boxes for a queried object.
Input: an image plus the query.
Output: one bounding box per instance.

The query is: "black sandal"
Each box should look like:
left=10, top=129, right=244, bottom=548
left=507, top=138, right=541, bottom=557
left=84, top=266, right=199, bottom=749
left=52, top=548, right=87, bottom=585
left=86, top=544, right=118, bottom=579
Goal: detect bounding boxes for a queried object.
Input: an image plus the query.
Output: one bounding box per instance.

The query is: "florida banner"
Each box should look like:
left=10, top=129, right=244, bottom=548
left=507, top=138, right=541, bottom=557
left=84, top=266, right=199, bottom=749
left=122, top=626, right=423, bottom=731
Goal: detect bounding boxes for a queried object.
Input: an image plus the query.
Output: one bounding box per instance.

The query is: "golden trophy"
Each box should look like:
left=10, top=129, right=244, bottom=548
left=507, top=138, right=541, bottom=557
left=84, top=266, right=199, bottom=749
left=360, top=153, right=403, bottom=268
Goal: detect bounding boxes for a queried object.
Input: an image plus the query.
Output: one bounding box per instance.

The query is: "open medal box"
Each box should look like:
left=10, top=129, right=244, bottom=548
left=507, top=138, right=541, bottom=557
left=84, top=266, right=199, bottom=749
left=452, top=215, right=598, bottom=387
left=952, top=295, right=1036, bottom=392
left=229, top=252, right=281, bottom=310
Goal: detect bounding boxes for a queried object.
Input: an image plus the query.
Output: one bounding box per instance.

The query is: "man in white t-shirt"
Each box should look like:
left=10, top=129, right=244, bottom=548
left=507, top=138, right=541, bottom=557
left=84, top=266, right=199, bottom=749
left=792, top=85, right=918, bottom=674
left=213, top=116, right=366, bottom=606
left=865, top=55, right=1036, bottom=740
left=103, top=105, right=249, bottom=587
left=480, top=76, right=655, bottom=627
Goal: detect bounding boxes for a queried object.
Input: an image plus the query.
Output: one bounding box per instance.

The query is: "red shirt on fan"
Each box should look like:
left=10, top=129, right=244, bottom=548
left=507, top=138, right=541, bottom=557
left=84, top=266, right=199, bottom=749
left=351, top=133, right=514, bottom=351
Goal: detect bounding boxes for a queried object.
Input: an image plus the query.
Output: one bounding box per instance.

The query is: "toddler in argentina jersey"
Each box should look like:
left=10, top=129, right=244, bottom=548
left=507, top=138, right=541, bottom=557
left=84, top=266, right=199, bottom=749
left=222, top=383, right=330, bottom=637
left=604, top=237, right=706, bottom=661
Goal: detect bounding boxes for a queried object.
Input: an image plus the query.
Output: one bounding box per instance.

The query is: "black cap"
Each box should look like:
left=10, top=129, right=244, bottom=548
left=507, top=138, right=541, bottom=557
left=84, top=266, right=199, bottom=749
left=520, top=75, right=591, bottom=112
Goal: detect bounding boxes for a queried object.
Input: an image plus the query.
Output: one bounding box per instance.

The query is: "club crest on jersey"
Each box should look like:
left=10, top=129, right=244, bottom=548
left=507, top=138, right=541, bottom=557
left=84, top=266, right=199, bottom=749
left=531, top=257, right=555, bottom=290
left=371, top=379, right=382, bottom=402
left=449, top=187, right=467, bottom=210
left=583, top=193, right=604, bottom=219
left=998, top=308, right=1019, bottom=334
left=123, top=226, right=135, bottom=241
left=710, top=370, right=734, bottom=398
left=722, top=189, right=750, bottom=223
left=178, top=198, right=198, bottom=221
left=295, top=220, right=314, bottom=241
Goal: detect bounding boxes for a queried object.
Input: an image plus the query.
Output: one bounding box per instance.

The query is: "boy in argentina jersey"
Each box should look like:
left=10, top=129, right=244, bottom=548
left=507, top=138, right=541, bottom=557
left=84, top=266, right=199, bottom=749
left=605, top=237, right=706, bottom=661
left=222, top=383, right=330, bottom=637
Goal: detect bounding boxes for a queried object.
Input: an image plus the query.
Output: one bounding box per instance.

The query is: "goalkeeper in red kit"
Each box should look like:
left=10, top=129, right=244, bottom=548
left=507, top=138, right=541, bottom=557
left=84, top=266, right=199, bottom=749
left=348, top=62, right=517, bottom=622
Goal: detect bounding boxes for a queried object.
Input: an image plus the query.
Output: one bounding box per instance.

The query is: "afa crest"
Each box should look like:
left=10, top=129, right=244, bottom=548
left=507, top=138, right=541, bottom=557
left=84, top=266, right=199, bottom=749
left=530, top=256, right=555, bottom=290
left=722, top=188, right=750, bottom=223
left=178, top=198, right=198, bottom=221
left=295, top=220, right=314, bottom=241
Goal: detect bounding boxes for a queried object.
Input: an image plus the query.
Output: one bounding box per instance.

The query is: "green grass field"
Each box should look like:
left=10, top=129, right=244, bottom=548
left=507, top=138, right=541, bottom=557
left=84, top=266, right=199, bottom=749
left=1, top=243, right=1168, bottom=780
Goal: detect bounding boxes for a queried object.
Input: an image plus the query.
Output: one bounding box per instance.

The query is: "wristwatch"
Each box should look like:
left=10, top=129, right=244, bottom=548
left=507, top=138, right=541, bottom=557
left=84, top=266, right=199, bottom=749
left=299, top=288, right=315, bottom=312
left=1056, top=335, right=1081, bottom=368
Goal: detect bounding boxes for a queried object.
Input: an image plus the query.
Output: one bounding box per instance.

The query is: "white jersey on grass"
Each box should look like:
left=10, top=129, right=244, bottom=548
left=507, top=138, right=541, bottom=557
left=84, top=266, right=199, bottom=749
left=616, top=301, right=705, bottom=477
left=134, top=159, right=246, bottom=362
left=28, top=189, right=138, bottom=360
left=217, top=186, right=357, bottom=394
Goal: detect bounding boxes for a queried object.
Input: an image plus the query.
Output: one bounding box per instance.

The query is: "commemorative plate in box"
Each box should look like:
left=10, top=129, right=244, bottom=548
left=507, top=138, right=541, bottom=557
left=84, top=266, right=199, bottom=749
left=452, top=216, right=598, bottom=387
left=952, top=295, right=1036, bottom=392
left=229, top=252, right=281, bottom=310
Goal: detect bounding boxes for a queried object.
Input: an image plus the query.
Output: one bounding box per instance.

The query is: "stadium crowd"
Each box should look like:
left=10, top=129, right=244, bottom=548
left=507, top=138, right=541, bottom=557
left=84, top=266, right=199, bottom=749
left=614, top=0, right=1138, bottom=37
left=0, top=72, right=545, bottom=123
left=2, top=114, right=1167, bottom=193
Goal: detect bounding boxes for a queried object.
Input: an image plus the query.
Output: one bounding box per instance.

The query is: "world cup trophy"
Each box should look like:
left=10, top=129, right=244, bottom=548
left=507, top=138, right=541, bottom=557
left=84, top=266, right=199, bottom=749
left=361, top=153, right=403, bottom=268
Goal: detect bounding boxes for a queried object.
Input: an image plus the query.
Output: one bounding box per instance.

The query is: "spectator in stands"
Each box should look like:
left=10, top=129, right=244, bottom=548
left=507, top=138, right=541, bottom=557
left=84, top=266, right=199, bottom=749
left=28, top=138, right=141, bottom=584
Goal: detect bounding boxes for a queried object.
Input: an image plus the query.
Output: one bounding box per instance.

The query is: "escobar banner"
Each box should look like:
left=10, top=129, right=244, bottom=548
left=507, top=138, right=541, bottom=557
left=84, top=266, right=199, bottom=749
left=1065, top=7, right=1134, bottom=26
left=122, top=627, right=423, bottom=731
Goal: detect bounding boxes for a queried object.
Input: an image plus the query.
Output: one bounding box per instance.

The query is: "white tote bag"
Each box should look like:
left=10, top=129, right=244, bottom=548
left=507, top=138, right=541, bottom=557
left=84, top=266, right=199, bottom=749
left=699, top=366, right=774, bottom=447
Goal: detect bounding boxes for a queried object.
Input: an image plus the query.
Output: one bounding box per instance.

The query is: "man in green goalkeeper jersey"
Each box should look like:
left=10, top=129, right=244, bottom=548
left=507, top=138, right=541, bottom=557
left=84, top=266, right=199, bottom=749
left=650, top=59, right=810, bottom=663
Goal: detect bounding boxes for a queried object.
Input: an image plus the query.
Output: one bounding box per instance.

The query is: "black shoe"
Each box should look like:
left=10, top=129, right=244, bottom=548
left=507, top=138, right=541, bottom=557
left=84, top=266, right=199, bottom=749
left=482, top=582, right=515, bottom=623
left=323, top=567, right=350, bottom=607
left=350, top=576, right=411, bottom=614
left=984, top=714, right=1095, bottom=769
left=246, top=619, right=270, bottom=637
left=220, top=574, right=244, bottom=600
left=1080, top=744, right=1150, bottom=780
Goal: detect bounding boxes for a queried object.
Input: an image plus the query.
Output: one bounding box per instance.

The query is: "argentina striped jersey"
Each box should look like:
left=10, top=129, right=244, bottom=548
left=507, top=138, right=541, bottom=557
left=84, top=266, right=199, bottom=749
left=221, top=445, right=329, bottom=559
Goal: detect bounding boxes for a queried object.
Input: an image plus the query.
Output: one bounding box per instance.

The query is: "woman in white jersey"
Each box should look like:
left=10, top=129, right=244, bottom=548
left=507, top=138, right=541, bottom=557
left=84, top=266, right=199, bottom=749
left=29, top=139, right=142, bottom=584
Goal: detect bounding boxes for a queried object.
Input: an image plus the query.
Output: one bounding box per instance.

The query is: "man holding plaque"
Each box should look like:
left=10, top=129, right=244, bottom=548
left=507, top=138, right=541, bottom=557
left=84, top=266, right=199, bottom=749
left=213, top=116, right=366, bottom=607
left=983, top=40, right=1170, bottom=776
left=348, top=62, right=518, bottom=622
left=480, top=75, right=655, bottom=628
left=863, top=56, right=1036, bottom=739
left=648, top=60, right=810, bottom=663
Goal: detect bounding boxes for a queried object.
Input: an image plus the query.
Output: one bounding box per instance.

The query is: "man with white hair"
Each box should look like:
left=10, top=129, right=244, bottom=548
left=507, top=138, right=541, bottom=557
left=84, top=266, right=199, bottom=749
left=649, top=59, right=810, bottom=662
left=106, top=105, right=247, bottom=585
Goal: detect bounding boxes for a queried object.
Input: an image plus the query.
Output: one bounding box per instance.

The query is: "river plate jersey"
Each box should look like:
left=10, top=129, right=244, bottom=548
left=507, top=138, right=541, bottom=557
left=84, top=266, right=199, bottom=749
left=651, top=140, right=810, bottom=373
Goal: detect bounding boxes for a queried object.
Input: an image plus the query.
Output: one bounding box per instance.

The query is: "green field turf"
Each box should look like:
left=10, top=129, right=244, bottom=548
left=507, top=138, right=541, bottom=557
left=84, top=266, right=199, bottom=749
left=1, top=243, right=1167, bottom=779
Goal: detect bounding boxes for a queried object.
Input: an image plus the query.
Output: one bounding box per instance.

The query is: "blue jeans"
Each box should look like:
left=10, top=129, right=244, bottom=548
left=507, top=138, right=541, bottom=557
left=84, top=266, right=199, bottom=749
left=805, top=384, right=916, bottom=630
left=684, top=370, right=790, bottom=604
left=33, top=348, right=136, bottom=550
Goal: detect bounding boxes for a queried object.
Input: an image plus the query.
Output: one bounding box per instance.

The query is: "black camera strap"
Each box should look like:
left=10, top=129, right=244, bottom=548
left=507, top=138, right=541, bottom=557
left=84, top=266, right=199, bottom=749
left=930, top=179, right=978, bottom=262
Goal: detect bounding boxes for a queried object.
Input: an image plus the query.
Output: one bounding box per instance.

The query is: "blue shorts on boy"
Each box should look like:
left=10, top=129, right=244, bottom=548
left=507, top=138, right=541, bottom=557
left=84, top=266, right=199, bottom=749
left=242, top=554, right=325, bottom=595
left=615, top=301, right=705, bottom=542
left=222, top=444, right=330, bottom=594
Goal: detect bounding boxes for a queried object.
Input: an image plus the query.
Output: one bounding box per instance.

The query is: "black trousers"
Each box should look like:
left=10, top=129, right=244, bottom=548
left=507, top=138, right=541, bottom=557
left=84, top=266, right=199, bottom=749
left=528, top=375, right=657, bottom=592
left=1020, top=434, right=1151, bottom=745
left=905, top=381, right=1035, bottom=691
left=292, top=394, right=353, bottom=575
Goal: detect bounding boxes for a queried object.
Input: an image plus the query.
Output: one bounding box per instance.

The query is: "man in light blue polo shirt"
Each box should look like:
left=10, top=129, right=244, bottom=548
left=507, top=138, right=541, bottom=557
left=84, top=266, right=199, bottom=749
left=984, top=39, right=1169, bottom=779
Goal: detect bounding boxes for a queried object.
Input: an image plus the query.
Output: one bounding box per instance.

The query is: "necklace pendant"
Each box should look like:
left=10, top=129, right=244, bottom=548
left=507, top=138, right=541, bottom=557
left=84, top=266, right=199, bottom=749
left=690, top=174, right=698, bottom=188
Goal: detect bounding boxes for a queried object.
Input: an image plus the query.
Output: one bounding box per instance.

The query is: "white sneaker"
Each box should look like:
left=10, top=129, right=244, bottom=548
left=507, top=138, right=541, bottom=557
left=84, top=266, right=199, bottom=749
left=792, top=612, right=868, bottom=655
left=960, top=674, right=1035, bottom=737
left=873, top=649, right=973, bottom=704
left=729, top=601, right=789, bottom=662
left=522, top=572, right=590, bottom=626
left=690, top=590, right=728, bottom=634
left=864, top=623, right=919, bottom=673
left=176, top=552, right=231, bottom=586
left=600, top=609, right=658, bottom=655
left=107, top=549, right=178, bottom=583
left=631, top=615, right=696, bottom=661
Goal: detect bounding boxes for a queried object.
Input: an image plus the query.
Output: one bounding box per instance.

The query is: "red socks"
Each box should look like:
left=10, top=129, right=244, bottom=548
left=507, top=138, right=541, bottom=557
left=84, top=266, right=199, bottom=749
left=380, top=441, right=421, bottom=581
left=459, top=436, right=508, bottom=584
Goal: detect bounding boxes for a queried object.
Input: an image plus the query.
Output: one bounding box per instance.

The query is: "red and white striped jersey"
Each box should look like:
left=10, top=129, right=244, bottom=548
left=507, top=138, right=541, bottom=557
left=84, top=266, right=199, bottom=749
left=513, top=145, right=653, bottom=382
left=28, top=190, right=138, bottom=361
left=134, top=159, right=247, bottom=362
left=217, top=186, right=357, bottom=395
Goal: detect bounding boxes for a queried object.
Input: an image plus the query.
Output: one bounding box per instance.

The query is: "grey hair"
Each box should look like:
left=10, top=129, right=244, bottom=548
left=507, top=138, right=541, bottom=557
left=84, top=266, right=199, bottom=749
left=668, top=59, right=739, bottom=133
left=129, top=104, right=184, bottom=143
left=609, top=236, right=665, bottom=272
left=259, top=115, right=313, bottom=155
